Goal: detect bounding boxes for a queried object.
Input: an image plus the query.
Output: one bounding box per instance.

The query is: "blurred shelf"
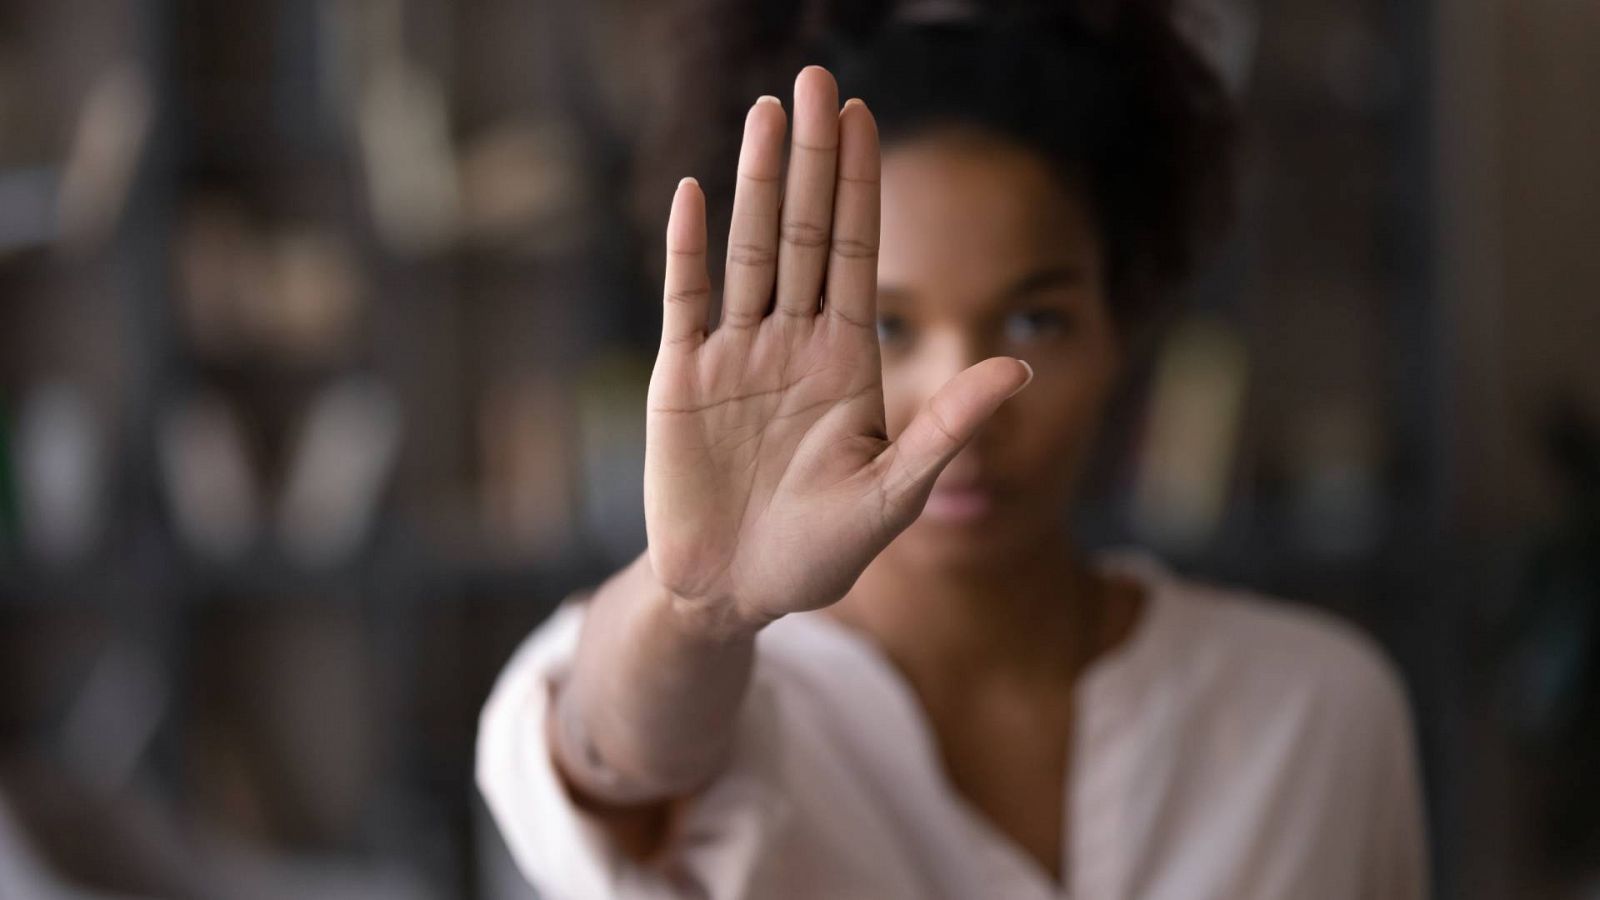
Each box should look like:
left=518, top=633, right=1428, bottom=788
left=0, top=544, right=614, bottom=610
left=0, top=563, right=135, bottom=609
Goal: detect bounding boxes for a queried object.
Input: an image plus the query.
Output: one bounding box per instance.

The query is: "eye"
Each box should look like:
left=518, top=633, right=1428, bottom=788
left=1002, top=308, right=1069, bottom=344
left=876, top=314, right=910, bottom=345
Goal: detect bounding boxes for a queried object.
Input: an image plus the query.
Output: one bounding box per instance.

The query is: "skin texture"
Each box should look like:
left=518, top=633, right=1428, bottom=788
left=549, top=66, right=1140, bottom=882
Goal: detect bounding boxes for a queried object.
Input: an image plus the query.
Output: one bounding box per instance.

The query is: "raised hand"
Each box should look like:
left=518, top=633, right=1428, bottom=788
left=645, top=66, right=1031, bottom=635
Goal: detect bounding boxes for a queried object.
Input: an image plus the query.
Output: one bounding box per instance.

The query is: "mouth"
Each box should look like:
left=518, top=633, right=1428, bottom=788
left=921, top=483, right=1000, bottom=525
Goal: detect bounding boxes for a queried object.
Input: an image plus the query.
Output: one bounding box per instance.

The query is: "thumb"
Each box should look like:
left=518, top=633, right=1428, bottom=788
left=876, top=357, right=1032, bottom=511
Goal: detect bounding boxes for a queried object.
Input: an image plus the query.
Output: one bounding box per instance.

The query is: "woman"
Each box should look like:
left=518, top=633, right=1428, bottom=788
left=478, top=4, right=1427, bottom=897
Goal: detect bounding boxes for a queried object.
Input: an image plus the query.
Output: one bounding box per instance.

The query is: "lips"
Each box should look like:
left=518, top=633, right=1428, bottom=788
left=921, top=482, right=998, bottom=525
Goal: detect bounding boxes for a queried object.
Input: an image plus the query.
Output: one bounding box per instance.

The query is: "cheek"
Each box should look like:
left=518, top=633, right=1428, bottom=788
left=993, top=344, right=1121, bottom=474
left=1010, top=370, right=1109, bottom=452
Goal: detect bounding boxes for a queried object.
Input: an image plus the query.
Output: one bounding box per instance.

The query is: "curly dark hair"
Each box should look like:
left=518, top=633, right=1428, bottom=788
left=631, top=0, right=1238, bottom=332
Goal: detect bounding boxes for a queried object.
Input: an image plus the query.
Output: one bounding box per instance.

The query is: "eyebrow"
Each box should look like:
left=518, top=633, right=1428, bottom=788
left=877, top=264, right=1087, bottom=307
left=996, top=265, right=1085, bottom=302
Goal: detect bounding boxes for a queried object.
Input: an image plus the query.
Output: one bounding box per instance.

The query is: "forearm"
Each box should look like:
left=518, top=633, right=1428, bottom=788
left=551, top=552, right=761, bottom=806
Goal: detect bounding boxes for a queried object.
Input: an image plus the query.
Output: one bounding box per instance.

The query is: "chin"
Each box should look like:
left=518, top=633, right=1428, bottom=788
left=890, top=510, right=1047, bottom=572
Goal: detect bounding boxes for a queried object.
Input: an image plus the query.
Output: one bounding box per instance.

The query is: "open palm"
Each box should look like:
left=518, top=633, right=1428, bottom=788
left=645, top=67, right=1031, bottom=631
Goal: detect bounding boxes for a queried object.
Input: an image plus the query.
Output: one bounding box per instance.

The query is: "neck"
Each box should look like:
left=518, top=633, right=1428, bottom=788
left=829, top=529, right=1115, bottom=690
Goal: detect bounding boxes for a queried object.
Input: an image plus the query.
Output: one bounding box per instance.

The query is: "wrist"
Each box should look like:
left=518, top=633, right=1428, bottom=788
left=665, top=590, right=771, bottom=643
left=637, top=553, right=771, bottom=643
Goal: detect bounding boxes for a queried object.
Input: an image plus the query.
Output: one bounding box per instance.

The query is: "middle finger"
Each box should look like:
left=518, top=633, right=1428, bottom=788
left=773, top=66, right=840, bottom=321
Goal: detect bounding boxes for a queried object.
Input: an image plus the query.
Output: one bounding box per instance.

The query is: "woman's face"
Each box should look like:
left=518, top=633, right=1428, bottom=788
left=876, top=129, right=1122, bottom=568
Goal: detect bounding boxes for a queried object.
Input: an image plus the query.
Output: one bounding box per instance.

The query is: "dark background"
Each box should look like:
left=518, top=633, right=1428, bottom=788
left=1, top=0, right=1597, bottom=897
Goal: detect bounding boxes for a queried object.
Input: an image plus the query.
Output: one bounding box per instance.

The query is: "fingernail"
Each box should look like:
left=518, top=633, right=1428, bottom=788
left=1008, top=359, right=1034, bottom=398
left=756, top=95, right=780, bottom=107
left=843, top=98, right=865, bottom=111
left=678, top=176, right=698, bottom=189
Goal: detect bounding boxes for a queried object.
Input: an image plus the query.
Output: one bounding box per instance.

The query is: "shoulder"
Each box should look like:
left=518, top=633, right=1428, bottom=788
left=1137, top=565, right=1414, bottom=735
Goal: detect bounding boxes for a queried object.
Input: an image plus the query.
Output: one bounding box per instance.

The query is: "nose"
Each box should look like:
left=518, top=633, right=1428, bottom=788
left=921, top=328, right=987, bottom=389
left=885, top=327, right=990, bottom=437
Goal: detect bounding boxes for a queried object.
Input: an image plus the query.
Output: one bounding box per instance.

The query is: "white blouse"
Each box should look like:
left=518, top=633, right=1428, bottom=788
left=477, top=556, right=1428, bottom=899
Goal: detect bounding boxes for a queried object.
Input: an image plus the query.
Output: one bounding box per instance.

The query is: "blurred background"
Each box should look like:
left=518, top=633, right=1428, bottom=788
left=0, top=0, right=1597, bottom=897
